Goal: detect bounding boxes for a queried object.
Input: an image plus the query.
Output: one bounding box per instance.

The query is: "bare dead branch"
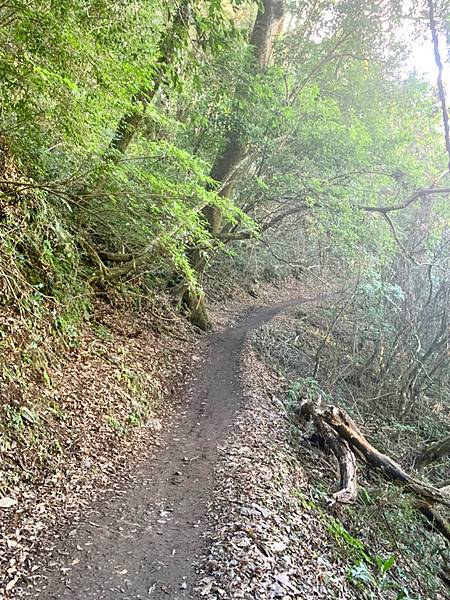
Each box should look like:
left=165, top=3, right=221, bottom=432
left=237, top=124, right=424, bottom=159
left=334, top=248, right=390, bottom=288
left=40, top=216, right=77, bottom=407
left=417, top=435, right=450, bottom=468
left=299, top=399, right=450, bottom=508
left=360, top=186, right=450, bottom=215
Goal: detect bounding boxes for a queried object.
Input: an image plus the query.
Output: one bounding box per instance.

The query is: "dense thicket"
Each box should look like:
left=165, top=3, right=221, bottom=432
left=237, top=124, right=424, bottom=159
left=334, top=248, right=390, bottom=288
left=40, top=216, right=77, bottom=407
left=1, top=0, right=450, bottom=399
left=1, top=1, right=450, bottom=596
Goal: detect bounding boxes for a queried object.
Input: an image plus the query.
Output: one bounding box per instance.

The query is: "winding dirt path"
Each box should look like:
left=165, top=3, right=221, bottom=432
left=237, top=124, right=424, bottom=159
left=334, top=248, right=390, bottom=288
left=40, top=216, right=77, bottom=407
left=37, top=302, right=296, bottom=599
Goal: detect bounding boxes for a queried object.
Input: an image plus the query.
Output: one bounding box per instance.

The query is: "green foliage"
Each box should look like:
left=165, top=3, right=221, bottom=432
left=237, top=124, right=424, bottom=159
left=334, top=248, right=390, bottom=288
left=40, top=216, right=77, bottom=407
left=0, top=175, right=91, bottom=374
left=2, top=0, right=448, bottom=341
left=328, top=517, right=373, bottom=564
left=318, top=512, right=404, bottom=596
left=287, top=377, right=330, bottom=409
left=1, top=1, right=449, bottom=596
left=0, top=0, right=253, bottom=363
left=1, top=0, right=163, bottom=168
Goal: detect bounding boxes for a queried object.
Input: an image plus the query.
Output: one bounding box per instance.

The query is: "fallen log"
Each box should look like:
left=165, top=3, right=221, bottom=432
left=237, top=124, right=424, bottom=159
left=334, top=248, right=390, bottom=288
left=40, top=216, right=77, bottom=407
left=299, top=399, right=450, bottom=509
left=417, top=435, right=450, bottom=468
left=415, top=501, right=450, bottom=543
left=302, top=398, right=357, bottom=504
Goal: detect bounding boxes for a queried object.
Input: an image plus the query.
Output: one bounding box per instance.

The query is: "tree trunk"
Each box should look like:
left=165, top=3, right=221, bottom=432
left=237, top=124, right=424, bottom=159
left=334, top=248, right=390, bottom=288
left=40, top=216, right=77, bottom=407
left=182, top=1, right=285, bottom=328
left=182, top=247, right=211, bottom=331
left=184, top=285, right=211, bottom=331
left=108, top=89, right=156, bottom=158
left=249, top=0, right=285, bottom=70
left=207, top=0, right=285, bottom=202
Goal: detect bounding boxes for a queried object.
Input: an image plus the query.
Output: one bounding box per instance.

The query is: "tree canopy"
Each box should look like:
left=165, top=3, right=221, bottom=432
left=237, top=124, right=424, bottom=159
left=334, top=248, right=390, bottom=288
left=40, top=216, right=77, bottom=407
left=1, top=0, right=450, bottom=374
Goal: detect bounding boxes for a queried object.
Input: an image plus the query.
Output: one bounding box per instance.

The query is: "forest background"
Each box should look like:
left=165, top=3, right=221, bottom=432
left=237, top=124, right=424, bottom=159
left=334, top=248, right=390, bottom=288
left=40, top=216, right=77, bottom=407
left=1, top=0, right=450, bottom=597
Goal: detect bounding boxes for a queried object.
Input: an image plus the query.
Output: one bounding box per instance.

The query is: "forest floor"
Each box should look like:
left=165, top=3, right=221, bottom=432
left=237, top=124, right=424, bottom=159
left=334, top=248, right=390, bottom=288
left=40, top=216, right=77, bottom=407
left=3, top=280, right=447, bottom=599
left=0, top=279, right=313, bottom=598
left=23, top=299, right=303, bottom=600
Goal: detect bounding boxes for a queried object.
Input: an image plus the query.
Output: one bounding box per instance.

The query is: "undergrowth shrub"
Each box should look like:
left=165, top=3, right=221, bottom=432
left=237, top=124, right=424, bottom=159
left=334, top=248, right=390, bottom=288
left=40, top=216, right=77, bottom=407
left=249, top=301, right=449, bottom=599
left=0, top=142, right=90, bottom=378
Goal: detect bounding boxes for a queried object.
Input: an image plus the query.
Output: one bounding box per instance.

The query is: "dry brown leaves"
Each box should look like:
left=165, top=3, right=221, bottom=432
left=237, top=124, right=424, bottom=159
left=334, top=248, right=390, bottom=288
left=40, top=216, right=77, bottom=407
left=196, top=342, right=362, bottom=599
left=0, top=298, right=200, bottom=597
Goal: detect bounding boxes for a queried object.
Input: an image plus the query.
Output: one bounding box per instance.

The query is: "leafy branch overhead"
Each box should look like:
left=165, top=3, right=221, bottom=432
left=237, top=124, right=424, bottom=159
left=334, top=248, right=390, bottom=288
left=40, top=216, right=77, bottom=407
left=1, top=1, right=450, bottom=597
left=0, top=0, right=449, bottom=405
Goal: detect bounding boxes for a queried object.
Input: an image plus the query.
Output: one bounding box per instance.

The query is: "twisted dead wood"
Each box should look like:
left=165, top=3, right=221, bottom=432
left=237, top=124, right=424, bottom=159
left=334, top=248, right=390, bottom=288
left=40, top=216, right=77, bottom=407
left=417, top=435, right=450, bottom=468
left=299, top=398, right=357, bottom=504
left=299, top=399, right=450, bottom=509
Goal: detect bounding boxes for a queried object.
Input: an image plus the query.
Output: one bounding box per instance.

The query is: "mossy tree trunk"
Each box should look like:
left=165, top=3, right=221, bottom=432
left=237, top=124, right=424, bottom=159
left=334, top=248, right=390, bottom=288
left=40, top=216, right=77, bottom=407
left=182, top=0, right=285, bottom=329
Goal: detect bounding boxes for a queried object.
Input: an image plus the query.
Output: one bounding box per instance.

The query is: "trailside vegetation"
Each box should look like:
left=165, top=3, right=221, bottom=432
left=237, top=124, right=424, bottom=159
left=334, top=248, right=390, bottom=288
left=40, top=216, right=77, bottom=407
left=1, top=0, right=450, bottom=597
left=2, top=0, right=450, bottom=337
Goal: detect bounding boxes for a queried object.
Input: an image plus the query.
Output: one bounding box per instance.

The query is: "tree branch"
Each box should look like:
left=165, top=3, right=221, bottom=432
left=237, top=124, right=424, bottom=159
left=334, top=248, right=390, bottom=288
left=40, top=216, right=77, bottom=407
left=360, top=186, right=450, bottom=214
left=216, top=205, right=309, bottom=241
left=428, top=0, right=450, bottom=169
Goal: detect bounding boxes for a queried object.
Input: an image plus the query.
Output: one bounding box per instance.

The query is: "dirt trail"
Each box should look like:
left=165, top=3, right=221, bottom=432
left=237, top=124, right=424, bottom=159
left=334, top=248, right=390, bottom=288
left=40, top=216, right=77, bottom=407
left=37, top=301, right=298, bottom=599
